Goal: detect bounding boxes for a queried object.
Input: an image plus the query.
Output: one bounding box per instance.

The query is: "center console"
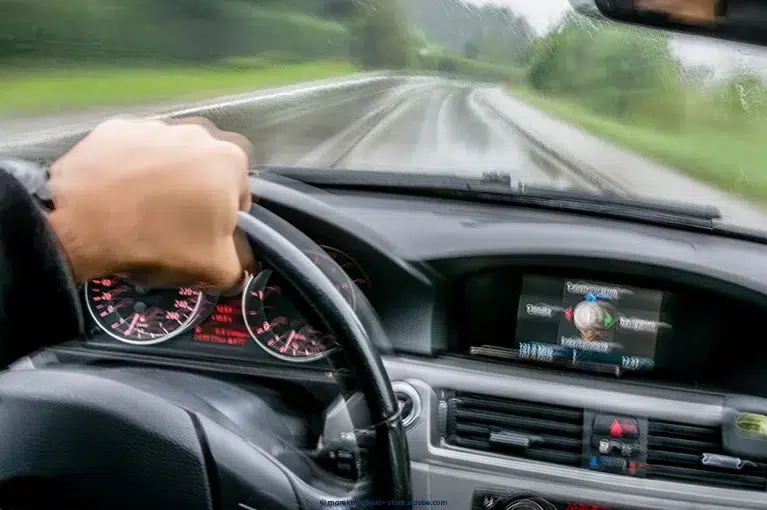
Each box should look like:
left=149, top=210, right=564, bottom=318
left=475, top=274, right=671, bottom=376
left=396, top=263, right=767, bottom=508
left=452, top=265, right=767, bottom=395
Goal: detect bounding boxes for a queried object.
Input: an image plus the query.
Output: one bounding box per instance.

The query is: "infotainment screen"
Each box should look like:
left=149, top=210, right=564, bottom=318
left=513, top=275, right=669, bottom=373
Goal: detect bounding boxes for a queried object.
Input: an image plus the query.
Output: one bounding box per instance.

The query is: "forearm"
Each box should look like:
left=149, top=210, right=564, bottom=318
left=0, top=165, right=83, bottom=366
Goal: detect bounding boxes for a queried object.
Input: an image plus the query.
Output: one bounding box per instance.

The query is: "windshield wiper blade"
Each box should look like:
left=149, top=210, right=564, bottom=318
left=259, top=167, right=722, bottom=230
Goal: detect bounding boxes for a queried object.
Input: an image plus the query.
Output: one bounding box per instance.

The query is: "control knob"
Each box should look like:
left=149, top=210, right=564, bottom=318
left=505, top=499, right=546, bottom=510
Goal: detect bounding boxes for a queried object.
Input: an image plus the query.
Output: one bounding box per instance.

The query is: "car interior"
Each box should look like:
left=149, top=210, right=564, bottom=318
left=5, top=0, right=767, bottom=509
left=3, top=163, right=767, bottom=510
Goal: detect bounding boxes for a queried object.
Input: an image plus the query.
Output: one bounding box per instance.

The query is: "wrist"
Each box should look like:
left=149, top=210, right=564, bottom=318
left=47, top=209, right=106, bottom=284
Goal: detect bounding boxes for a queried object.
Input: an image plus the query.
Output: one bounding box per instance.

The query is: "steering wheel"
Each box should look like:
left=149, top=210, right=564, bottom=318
left=0, top=204, right=412, bottom=509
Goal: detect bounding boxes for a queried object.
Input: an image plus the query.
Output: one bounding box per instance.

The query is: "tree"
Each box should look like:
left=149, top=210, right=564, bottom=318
left=403, top=0, right=534, bottom=64
left=526, top=20, right=685, bottom=125
left=463, top=41, right=479, bottom=59
left=354, top=0, right=411, bottom=69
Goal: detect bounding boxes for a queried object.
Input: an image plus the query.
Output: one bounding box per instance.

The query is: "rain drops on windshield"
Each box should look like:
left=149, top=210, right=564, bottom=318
left=3, top=0, right=767, bottom=231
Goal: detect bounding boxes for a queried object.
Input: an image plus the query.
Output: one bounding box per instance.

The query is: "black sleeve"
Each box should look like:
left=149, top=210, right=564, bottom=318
left=0, top=166, right=83, bottom=366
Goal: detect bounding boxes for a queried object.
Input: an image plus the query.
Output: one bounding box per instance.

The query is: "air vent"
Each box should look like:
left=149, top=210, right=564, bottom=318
left=647, top=419, right=767, bottom=491
left=443, top=391, right=584, bottom=466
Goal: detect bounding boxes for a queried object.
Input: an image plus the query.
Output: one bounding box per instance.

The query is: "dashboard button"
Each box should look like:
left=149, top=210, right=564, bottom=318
left=590, top=455, right=628, bottom=474
left=391, top=381, right=421, bottom=429
left=594, top=416, right=639, bottom=438
left=592, top=437, right=642, bottom=457
left=505, top=500, right=545, bottom=510
left=396, top=392, right=414, bottom=417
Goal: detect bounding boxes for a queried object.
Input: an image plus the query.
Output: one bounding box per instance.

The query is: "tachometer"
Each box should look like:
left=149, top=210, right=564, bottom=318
left=242, top=245, right=369, bottom=362
left=85, top=274, right=214, bottom=345
left=242, top=270, right=339, bottom=362
left=315, top=245, right=370, bottom=308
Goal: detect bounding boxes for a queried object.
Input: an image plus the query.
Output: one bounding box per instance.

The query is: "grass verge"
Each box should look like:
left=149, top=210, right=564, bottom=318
left=510, top=87, right=767, bottom=205
left=0, top=61, right=359, bottom=117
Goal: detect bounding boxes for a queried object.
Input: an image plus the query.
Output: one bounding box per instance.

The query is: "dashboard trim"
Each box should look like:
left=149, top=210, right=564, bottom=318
left=384, top=357, right=724, bottom=424
left=394, top=368, right=767, bottom=509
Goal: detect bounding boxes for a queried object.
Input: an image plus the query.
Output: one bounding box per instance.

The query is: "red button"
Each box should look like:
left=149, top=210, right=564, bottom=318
left=594, top=416, right=639, bottom=438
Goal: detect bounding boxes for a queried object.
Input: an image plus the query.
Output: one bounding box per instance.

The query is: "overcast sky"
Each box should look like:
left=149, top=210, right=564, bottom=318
left=463, top=0, right=767, bottom=78
left=465, top=0, right=570, bottom=34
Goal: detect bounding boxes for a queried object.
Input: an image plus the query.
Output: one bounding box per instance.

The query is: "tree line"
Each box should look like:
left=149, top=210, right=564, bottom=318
left=524, top=13, right=767, bottom=130
left=0, top=0, right=532, bottom=83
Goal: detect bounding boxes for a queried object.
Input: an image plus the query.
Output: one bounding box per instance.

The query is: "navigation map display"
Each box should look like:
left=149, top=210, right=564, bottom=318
left=511, top=275, right=670, bottom=373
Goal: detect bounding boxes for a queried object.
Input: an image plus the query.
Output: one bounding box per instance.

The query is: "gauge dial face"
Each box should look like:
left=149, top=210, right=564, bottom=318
left=86, top=275, right=206, bottom=345
left=242, top=270, right=339, bottom=362
left=316, top=245, right=370, bottom=308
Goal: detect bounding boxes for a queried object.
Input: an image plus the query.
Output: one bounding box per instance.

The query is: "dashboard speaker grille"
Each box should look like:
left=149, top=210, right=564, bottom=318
left=443, top=390, right=584, bottom=466
left=647, top=419, right=767, bottom=491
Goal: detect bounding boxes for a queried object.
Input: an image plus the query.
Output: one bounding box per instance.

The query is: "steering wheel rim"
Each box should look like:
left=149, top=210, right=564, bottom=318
left=235, top=206, right=412, bottom=503
left=0, top=205, right=412, bottom=510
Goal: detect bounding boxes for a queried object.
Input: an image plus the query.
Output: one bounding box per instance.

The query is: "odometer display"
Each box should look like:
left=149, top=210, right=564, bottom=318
left=86, top=275, right=205, bottom=345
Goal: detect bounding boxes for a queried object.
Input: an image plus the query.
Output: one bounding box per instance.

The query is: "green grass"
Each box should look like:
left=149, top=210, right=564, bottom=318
left=510, top=87, right=767, bottom=204
left=0, top=61, right=359, bottom=117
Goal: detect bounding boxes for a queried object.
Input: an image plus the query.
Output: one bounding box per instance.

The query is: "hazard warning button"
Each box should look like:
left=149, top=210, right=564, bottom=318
left=594, top=416, right=640, bottom=439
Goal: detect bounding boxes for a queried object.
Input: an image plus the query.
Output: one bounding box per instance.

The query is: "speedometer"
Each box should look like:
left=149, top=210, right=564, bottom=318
left=85, top=274, right=215, bottom=345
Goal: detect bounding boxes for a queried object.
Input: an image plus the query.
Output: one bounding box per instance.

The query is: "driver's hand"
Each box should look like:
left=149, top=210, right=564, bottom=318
left=47, top=117, right=256, bottom=289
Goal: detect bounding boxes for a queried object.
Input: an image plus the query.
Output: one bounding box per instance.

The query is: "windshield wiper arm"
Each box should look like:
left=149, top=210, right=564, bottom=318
left=259, top=167, right=722, bottom=230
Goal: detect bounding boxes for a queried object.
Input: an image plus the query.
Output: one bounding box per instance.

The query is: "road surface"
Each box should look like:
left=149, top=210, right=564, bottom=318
left=3, top=75, right=767, bottom=230
left=236, top=79, right=594, bottom=190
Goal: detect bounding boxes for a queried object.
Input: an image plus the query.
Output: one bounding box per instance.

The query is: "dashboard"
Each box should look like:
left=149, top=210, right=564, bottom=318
left=43, top=172, right=767, bottom=510
left=83, top=244, right=368, bottom=365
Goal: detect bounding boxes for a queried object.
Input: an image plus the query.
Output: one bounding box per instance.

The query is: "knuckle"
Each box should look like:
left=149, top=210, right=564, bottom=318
left=91, top=118, right=130, bottom=134
left=181, top=116, right=218, bottom=130
left=174, top=123, right=214, bottom=140
left=98, top=117, right=156, bottom=131
left=214, top=139, right=249, bottom=168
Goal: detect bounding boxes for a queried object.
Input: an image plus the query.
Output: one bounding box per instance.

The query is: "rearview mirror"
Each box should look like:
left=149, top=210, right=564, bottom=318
left=570, top=0, right=767, bottom=47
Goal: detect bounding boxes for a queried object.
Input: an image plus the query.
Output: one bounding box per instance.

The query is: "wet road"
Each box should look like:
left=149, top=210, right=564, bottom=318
left=197, top=77, right=597, bottom=190
left=4, top=74, right=767, bottom=229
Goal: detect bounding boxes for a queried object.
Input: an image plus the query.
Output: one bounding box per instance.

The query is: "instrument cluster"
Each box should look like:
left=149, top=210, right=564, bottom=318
left=84, top=245, right=369, bottom=363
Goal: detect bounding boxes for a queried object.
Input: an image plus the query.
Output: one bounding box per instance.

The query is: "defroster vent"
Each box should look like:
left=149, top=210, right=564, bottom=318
left=647, top=419, right=767, bottom=491
left=442, top=390, right=584, bottom=466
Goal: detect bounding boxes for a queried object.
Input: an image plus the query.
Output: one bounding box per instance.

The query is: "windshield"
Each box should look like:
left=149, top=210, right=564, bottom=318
left=2, top=0, right=767, bottom=230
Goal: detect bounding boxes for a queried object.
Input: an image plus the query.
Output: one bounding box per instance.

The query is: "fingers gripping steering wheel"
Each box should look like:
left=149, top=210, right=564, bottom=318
left=0, top=205, right=412, bottom=510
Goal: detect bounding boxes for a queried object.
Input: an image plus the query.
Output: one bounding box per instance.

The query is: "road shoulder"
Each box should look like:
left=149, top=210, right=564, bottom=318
left=481, top=87, right=767, bottom=230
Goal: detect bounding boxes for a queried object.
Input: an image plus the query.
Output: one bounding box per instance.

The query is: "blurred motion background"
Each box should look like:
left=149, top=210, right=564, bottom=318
left=3, top=0, right=767, bottom=204
left=0, top=0, right=531, bottom=116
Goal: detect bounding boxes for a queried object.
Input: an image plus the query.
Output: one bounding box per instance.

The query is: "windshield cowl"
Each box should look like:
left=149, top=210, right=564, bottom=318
left=261, top=166, right=733, bottom=233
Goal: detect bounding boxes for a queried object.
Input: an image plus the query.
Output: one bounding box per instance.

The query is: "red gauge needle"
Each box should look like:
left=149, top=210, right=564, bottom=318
left=280, top=330, right=296, bottom=353
left=125, top=313, right=142, bottom=336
